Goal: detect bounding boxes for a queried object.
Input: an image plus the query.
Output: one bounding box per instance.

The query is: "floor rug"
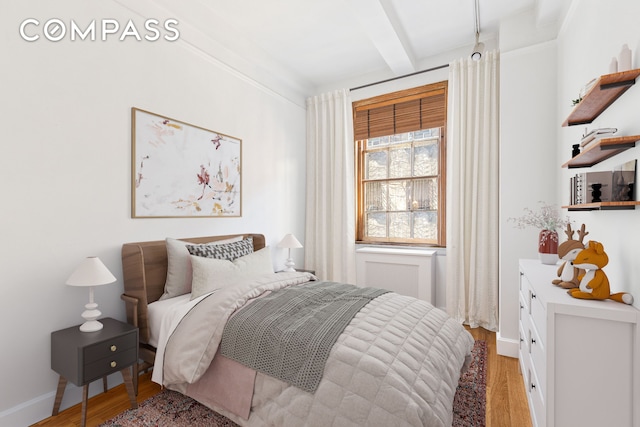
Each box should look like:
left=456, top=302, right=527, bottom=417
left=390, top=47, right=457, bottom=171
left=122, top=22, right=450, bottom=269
left=101, top=340, right=487, bottom=427
left=452, top=340, right=487, bottom=427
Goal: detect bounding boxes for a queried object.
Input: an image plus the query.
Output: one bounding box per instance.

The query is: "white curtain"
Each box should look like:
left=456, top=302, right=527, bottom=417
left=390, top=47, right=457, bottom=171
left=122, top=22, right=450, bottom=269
left=304, top=89, right=356, bottom=284
left=446, top=50, right=500, bottom=331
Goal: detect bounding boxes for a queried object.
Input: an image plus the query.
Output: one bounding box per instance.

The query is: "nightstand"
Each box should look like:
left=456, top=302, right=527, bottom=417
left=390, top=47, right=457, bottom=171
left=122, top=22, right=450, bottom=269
left=51, top=317, right=138, bottom=427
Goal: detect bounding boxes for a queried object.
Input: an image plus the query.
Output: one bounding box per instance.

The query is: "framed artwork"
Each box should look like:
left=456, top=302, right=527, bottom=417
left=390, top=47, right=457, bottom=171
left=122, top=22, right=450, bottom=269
left=611, top=159, right=636, bottom=202
left=131, top=108, right=241, bottom=218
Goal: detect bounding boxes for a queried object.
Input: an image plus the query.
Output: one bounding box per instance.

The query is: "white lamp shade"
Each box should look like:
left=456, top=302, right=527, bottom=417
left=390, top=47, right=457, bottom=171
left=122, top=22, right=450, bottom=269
left=66, top=257, right=116, bottom=332
left=277, top=234, right=303, bottom=249
left=66, top=256, right=116, bottom=287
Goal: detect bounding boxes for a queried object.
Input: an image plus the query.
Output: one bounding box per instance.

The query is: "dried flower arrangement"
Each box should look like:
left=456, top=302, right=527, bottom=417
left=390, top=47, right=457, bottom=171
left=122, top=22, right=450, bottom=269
left=509, top=202, right=570, bottom=232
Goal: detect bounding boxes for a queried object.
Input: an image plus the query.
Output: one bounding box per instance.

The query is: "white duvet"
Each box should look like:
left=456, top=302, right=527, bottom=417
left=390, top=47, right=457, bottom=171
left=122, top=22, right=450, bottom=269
left=157, top=272, right=475, bottom=427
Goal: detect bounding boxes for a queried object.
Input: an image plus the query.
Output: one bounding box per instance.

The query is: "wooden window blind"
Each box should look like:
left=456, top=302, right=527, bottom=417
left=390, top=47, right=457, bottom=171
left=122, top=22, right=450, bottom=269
left=353, top=82, right=447, bottom=140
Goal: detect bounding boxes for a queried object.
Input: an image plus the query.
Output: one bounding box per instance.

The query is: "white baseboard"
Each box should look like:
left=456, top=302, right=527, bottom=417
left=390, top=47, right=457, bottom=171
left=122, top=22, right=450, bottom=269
left=0, top=373, right=123, bottom=427
left=496, top=332, right=520, bottom=358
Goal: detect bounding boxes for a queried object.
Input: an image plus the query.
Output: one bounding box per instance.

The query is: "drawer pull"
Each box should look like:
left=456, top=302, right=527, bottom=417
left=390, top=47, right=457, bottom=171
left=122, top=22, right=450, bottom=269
left=531, top=383, right=536, bottom=390
left=531, top=338, right=536, bottom=345
left=531, top=293, right=537, bottom=299
left=110, top=361, right=117, bottom=368
left=110, top=345, right=117, bottom=352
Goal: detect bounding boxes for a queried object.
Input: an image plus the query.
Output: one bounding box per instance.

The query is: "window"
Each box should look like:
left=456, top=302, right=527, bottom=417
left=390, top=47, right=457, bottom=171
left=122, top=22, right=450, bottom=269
left=353, top=82, right=447, bottom=246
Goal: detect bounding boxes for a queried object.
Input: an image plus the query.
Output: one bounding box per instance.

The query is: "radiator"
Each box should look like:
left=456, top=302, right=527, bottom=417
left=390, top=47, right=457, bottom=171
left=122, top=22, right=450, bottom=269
left=355, top=247, right=436, bottom=304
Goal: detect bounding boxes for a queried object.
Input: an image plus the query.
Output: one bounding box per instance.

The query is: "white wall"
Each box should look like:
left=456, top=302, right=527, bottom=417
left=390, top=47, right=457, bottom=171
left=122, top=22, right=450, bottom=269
left=498, top=41, right=559, bottom=356
left=556, top=0, right=640, bottom=302
left=0, top=2, right=306, bottom=425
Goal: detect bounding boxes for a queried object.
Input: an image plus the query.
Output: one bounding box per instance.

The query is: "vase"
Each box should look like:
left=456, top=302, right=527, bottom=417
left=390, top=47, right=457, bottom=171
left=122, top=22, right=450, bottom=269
left=538, top=229, right=559, bottom=264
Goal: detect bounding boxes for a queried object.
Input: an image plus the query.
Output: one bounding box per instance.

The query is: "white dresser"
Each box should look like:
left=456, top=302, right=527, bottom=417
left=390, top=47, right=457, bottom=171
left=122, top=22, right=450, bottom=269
left=518, top=259, right=640, bottom=427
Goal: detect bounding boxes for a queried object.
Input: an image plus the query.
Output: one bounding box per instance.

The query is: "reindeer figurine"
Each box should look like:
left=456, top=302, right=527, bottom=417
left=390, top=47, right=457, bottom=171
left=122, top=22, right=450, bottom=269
left=552, top=223, right=588, bottom=289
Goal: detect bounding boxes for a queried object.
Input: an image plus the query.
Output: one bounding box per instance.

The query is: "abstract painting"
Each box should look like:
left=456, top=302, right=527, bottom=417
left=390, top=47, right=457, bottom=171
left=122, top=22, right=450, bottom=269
left=131, top=108, right=241, bottom=217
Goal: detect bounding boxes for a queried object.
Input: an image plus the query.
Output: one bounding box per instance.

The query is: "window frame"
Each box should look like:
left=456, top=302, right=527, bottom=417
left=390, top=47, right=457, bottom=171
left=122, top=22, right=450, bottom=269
left=353, top=82, right=447, bottom=247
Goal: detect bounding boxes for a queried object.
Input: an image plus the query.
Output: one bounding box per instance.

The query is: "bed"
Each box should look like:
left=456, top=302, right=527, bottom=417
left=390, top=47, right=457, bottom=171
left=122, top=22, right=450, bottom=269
left=121, top=233, right=474, bottom=427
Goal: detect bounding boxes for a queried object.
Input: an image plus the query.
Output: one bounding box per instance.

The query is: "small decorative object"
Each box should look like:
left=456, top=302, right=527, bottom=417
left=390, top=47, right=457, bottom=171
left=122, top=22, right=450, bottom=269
left=591, top=183, right=602, bottom=202
left=580, top=127, right=617, bottom=148
left=509, top=202, right=570, bottom=264
left=618, top=44, right=632, bottom=72
left=277, top=233, right=303, bottom=272
left=552, top=224, right=588, bottom=289
left=571, top=96, right=582, bottom=106
left=609, top=57, right=618, bottom=73
left=579, top=78, right=597, bottom=98
left=572, top=144, right=580, bottom=157
left=569, top=241, right=633, bottom=304
left=66, top=257, right=117, bottom=332
left=612, top=159, right=636, bottom=201
left=131, top=108, right=242, bottom=218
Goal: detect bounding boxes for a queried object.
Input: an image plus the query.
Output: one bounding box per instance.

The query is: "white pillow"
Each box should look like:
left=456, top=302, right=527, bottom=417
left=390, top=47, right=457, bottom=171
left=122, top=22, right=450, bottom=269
left=161, top=236, right=243, bottom=300
left=190, top=246, right=274, bottom=300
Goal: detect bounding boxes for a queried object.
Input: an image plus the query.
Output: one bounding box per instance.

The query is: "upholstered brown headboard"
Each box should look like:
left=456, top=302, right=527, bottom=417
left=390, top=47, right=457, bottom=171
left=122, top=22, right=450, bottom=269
left=121, top=233, right=266, bottom=368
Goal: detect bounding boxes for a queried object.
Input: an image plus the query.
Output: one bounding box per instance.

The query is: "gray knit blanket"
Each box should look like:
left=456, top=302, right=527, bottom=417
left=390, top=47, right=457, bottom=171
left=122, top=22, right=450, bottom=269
left=220, top=281, right=389, bottom=393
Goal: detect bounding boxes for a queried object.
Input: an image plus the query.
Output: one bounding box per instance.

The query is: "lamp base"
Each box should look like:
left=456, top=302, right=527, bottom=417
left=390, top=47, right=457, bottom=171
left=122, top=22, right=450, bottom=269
left=79, top=298, right=102, bottom=333
left=79, top=320, right=104, bottom=332
left=284, top=258, right=296, bottom=272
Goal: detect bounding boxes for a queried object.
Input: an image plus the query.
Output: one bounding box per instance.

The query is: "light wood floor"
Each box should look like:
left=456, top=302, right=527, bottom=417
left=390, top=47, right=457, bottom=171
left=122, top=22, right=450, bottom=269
left=33, top=328, right=531, bottom=427
left=465, top=326, right=532, bottom=427
left=31, top=372, right=162, bottom=427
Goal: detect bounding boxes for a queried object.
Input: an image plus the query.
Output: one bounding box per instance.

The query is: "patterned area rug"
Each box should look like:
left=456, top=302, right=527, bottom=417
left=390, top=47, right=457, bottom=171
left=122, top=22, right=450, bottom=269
left=101, top=340, right=487, bottom=427
left=453, top=340, right=487, bottom=427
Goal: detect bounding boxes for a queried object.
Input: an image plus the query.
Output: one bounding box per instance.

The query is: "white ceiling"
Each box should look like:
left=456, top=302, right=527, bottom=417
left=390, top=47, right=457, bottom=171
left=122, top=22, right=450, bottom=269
left=121, top=0, right=571, bottom=98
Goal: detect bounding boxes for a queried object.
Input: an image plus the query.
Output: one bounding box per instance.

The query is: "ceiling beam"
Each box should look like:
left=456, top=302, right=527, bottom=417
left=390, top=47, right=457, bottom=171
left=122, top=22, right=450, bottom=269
left=347, top=0, right=416, bottom=76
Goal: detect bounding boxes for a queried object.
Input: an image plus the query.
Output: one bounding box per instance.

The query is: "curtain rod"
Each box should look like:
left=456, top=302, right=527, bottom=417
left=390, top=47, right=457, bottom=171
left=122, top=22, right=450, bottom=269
left=349, top=63, right=449, bottom=91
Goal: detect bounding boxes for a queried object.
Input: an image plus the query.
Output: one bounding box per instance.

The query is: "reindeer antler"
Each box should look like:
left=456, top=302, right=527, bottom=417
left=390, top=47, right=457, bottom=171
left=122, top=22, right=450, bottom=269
left=577, top=224, right=589, bottom=243
left=564, top=223, right=574, bottom=240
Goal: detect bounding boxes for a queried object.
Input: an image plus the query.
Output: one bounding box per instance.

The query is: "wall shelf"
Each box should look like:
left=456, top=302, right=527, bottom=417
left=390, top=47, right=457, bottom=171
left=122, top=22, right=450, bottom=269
left=562, top=69, right=640, bottom=127
left=562, top=135, right=640, bottom=168
left=562, top=201, right=640, bottom=211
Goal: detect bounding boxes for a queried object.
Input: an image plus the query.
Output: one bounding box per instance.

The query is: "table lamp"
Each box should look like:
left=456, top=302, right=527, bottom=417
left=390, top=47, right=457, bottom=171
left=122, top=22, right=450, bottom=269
left=66, top=256, right=116, bottom=332
left=277, top=234, right=303, bottom=272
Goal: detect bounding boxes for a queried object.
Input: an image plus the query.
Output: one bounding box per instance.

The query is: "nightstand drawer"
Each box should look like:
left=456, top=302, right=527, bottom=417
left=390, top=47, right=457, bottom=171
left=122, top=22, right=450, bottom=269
left=84, top=347, right=137, bottom=383
left=84, top=331, right=136, bottom=363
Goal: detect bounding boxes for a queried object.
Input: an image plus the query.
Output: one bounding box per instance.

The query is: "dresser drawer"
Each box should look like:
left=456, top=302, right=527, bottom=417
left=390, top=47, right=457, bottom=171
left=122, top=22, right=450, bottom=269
left=529, top=365, right=546, bottom=427
left=529, top=286, right=547, bottom=345
left=529, top=324, right=546, bottom=398
left=83, top=331, right=136, bottom=363
left=519, top=271, right=531, bottom=312
left=519, top=320, right=528, bottom=354
left=519, top=338, right=532, bottom=383
left=83, top=347, right=137, bottom=383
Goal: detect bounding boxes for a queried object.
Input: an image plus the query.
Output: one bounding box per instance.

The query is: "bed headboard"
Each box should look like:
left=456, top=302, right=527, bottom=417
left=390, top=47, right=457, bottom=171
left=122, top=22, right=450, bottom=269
left=121, top=233, right=266, bottom=346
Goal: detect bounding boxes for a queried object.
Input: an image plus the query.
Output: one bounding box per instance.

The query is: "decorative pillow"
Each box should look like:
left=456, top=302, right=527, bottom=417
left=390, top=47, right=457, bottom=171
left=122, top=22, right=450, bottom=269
left=186, top=237, right=254, bottom=261
left=161, top=236, right=243, bottom=300
left=190, top=246, right=274, bottom=300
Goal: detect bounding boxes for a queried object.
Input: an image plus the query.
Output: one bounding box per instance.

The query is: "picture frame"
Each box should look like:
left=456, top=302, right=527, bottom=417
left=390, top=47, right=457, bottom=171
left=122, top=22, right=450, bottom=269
left=131, top=108, right=242, bottom=218
left=611, top=159, right=636, bottom=202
